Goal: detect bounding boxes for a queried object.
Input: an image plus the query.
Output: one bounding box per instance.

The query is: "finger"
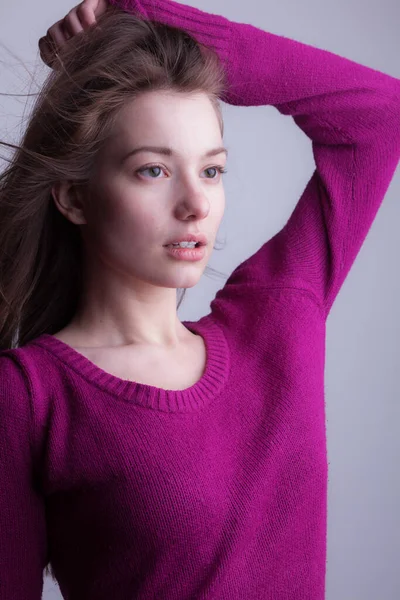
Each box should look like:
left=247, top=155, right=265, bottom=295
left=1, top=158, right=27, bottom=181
left=38, top=36, right=56, bottom=67
left=63, top=10, right=85, bottom=37
left=60, top=21, right=72, bottom=41
left=77, top=1, right=98, bottom=28
left=47, top=21, right=69, bottom=47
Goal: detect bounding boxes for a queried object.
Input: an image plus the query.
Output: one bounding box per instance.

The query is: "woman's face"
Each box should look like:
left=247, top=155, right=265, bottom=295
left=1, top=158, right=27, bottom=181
left=81, top=90, right=227, bottom=292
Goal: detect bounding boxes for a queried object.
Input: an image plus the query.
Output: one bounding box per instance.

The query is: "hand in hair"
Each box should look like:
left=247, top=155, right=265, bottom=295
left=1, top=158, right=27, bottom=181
left=38, top=0, right=108, bottom=68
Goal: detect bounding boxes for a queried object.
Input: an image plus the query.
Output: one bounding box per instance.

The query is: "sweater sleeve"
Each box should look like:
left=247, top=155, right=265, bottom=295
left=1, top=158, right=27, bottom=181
left=0, top=353, right=47, bottom=599
left=108, top=0, right=400, bottom=318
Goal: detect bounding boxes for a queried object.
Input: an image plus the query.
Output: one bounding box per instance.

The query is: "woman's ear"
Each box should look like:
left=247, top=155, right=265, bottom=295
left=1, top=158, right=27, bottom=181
left=51, top=181, right=87, bottom=225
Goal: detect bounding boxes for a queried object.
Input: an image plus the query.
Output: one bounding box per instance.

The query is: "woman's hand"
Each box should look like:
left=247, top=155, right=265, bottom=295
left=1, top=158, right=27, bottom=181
left=38, top=0, right=108, bottom=68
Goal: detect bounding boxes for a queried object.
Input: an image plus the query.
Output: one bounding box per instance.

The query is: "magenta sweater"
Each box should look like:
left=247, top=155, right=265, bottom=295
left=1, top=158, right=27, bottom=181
left=1, top=1, right=399, bottom=599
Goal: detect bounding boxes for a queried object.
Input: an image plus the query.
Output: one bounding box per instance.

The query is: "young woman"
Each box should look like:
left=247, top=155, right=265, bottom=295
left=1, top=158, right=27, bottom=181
left=1, top=1, right=399, bottom=598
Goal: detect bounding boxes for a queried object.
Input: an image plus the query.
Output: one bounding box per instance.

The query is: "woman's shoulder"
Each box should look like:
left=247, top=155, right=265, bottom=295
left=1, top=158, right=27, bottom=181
left=0, top=348, right=32, bottom=427
left=0, top=346, right=29, bottom=383
left=1, top=340, right=43, bottom=380
left=0, top=341, right=55, bottom=450
left=0, top=340, right=53, bottom=413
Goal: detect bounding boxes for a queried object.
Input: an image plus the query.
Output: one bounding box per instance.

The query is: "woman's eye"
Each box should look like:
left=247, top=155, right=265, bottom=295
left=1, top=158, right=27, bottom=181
left=136, top=165, right=228, bottom=179
left=137, top=165, right=165, bottom=178
left=204, top=166, right=228, bottom=179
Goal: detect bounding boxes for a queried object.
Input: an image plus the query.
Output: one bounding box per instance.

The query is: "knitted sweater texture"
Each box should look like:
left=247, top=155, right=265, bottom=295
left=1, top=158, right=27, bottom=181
left=1, top=1, right=399, bottom=598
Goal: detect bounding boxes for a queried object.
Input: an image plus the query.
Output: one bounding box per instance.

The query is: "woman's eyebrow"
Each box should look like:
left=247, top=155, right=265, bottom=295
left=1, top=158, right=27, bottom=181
left=121, top=145, right=228, bottom=163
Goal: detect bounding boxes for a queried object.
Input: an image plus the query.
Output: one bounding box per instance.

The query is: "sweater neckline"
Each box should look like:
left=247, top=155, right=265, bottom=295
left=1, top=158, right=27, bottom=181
left=30, top=316, right=230, bottom=413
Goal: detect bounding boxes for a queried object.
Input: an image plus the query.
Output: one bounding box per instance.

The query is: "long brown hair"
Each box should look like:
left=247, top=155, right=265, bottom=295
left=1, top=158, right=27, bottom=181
left=0, top=7, right=228, bottom=352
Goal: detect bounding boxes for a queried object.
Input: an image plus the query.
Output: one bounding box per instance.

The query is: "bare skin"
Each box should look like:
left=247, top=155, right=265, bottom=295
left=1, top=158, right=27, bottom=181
left=41, top=1, right=225, bottom=389
left=52, top=326, right=207, bottom=390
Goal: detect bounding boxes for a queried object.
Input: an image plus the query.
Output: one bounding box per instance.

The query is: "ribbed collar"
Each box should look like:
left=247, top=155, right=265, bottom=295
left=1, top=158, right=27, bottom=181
left=30, top=316, right=230, bottom=413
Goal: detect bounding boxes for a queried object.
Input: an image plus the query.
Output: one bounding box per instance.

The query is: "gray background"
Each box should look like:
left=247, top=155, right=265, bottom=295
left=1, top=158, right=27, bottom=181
left=0, top=1, right=399, bottom=598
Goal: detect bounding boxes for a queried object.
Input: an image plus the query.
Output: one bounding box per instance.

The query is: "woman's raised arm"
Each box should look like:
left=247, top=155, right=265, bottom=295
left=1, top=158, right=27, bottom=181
left=108, top=0, right=400, bottom=319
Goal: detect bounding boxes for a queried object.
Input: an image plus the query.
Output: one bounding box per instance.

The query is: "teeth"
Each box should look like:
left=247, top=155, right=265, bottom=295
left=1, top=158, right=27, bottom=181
left=170, top=241, right=197, bottom=248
